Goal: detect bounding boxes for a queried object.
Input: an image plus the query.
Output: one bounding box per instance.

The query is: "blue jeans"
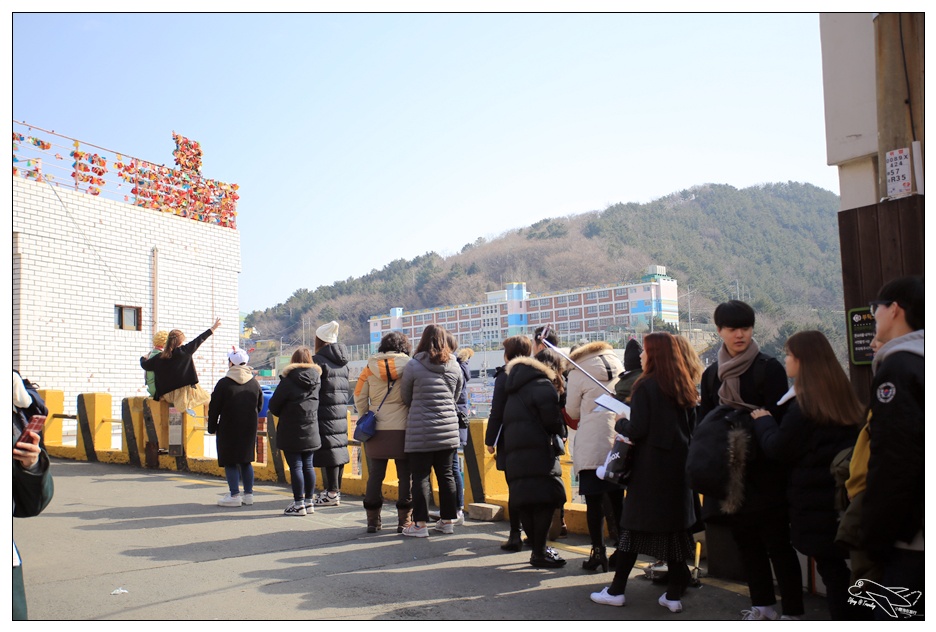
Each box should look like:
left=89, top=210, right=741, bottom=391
left=283, top=451, right=316, bottom=502
left=225, top=463, right=254, bottom=496
left=452, top=450, right=464, bottom=510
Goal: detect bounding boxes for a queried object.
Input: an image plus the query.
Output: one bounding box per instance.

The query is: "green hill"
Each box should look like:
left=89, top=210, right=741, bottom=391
left=246, top=182, right=845, bottom=362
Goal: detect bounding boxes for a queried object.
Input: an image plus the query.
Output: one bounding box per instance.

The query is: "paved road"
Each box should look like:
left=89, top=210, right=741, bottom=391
left=16, top=459, right=831, bottom=621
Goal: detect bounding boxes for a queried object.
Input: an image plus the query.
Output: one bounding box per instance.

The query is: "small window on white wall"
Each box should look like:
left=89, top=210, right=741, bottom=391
left=115, top=305, right=141, bottom=331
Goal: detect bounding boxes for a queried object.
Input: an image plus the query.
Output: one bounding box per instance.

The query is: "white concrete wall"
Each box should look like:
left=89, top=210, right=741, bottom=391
left=12, top=176, right=241, bottom=418
left=819, top=12, right=879, bottom=209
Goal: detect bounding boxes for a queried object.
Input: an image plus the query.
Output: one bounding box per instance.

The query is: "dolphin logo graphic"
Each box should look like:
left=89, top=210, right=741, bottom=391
left=849, top=579, right=921, bottom=618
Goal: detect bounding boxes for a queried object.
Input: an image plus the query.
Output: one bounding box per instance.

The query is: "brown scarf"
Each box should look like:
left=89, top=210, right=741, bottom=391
left=717, top=338, right=760, bottom=410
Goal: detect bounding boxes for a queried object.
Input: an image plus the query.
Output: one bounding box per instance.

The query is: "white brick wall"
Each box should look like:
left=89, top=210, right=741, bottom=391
left=13, top=176, right=241, bottom=418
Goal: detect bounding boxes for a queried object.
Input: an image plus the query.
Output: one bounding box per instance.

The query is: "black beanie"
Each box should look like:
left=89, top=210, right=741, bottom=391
left=624, top=339, right=642, bottom=371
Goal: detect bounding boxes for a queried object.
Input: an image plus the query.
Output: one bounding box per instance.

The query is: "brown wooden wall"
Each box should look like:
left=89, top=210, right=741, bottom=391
left=838, top=195, right=925, bottom=403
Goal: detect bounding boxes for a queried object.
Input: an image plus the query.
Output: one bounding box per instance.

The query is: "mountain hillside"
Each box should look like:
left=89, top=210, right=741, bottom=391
left=246, top=182, right=845, bottom=362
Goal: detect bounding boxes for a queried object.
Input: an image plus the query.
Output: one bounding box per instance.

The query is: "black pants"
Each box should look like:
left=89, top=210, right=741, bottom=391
left=585, top=490, right=623, bottom=549
left=320, top=465, right=343, bottom=494
left=518, top=504, right=555, bottom=556
left=731, top=515, right=804, bottom=616
left=364, top=457, right=413, bottom=510
left=609, top=550, right=691, bottom=601
left=508, top=497, right=524, bottom=535
left=814, top=554, right=860, bottom=620
left=875, top=549, right=924, bottom=620
left=408, top=449, right=457, bottom=523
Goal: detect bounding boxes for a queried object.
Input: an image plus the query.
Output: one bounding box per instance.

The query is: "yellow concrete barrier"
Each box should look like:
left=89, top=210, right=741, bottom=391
left=38, top=391, right=592, bottom=534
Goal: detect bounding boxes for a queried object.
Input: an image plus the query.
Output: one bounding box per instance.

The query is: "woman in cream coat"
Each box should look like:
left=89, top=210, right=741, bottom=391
left=354, top=332, right=413, bottom=533
left=565, top=341, right=624, bottom=572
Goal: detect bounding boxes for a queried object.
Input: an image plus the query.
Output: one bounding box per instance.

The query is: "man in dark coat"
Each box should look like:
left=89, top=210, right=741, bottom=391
left=208, top=348, right=263, bottom=508
left=862, top=276, right=924, bottom=620
left=698, top=300, right=800, bottom=621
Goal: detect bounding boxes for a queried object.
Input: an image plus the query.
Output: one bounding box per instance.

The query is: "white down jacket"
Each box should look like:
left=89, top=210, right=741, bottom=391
left=564, top=341, right=623, bottom=474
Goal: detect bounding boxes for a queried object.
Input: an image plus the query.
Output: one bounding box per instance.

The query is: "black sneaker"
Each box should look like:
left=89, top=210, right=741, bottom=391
left=530, top=549, right=567, bottom=568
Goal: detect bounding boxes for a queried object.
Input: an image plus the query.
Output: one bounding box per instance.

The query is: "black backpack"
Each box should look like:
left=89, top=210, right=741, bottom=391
left=685, top=404, right=754, bottom=514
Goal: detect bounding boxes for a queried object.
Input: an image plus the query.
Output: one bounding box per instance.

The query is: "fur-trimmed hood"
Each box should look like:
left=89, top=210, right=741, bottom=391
left=279, top=362, right=322, bottom=392
left=569, top=340, right=614, bottom=362
left=280, top=362, right=322, bottom=378
left=505, top=355, right=558, bottom=382
left=567, top=341, right=623, bottom=383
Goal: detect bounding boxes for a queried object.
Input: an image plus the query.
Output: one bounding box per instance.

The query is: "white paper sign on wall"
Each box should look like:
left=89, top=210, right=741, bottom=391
left=885, top=148, right=913, bottom=198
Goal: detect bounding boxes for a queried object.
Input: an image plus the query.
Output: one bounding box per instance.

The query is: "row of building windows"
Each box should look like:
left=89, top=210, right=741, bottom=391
left=531, top=286, right=652, bottom=309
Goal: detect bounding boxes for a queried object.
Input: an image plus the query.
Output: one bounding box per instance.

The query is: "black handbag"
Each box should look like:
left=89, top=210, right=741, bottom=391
left=596, top=434, right=636, bottom=486
left=552, top=434, right=566, bottom=456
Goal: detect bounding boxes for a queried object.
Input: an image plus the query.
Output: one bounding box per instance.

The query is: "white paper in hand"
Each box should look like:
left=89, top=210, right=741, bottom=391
left=594, top=393, right=630, bottom=419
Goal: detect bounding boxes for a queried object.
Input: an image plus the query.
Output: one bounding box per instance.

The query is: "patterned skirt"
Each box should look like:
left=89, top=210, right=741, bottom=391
left=618, top=529, right=695, bottom=561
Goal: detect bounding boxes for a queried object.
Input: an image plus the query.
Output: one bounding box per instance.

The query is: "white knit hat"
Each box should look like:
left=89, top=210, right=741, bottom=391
left=316, top=320, right=339, bottom=344
left=228, top=347, right=250, bottom=365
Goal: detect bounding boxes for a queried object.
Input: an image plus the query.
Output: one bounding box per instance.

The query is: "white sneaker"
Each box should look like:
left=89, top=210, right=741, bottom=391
left=401, top=523, right=429, bottom=538
left=242, top=493, right=254, bottom=506
left=658, top=593, right=683, bottom=613
left=590, top=587, right=625, bottom=607
left=453, top=510, right=465, bottom=526
left=218, top=493, right=242, bottom=507
left=284, top=501, right=307, bottom=516
left=741, top=606, right=779, bottom=621
left=303, top=498, right=315, bottom=513
left=314, top=492, right=340, bottom=507
left=433, top=519, right=454, bottom=534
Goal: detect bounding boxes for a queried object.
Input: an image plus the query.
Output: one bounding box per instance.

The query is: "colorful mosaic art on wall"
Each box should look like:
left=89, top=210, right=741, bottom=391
left=13, top=128, right=239, bottom=229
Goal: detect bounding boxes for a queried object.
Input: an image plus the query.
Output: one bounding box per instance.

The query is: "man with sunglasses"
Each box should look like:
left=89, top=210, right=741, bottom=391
left=862, top=276, right=924, bottom=619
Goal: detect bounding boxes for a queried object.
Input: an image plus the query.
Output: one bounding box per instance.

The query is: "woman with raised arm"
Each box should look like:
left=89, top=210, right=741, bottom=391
left=140, top=318, right=220, bottom=413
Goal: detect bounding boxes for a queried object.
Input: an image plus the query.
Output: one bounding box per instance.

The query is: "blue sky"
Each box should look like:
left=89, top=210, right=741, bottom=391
left=13, top=11, right=839, bottom=313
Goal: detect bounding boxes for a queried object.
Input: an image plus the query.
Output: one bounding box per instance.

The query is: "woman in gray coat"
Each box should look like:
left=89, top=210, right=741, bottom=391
left=399, top=324, right=463, bottom=537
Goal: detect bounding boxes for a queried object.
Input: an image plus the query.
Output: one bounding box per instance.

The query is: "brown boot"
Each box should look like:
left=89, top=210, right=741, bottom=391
left=366, top=508, right=382, bottom=533
left=397, top=508, right=413, bottom=533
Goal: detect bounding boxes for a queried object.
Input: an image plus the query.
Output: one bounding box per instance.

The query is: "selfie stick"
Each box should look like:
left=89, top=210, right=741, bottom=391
left=539, top=324, right=615, bottom=395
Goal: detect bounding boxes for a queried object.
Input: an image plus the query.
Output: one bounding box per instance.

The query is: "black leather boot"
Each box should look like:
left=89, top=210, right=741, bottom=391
left=582, top=546, right=609, bottom=572
left=500, top=529, right=523, bottom=552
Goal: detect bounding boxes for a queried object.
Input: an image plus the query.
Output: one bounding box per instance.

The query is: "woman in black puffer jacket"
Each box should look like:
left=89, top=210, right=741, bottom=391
left=751, top=331, right=864, bottom=620
left=502, top=348, right=568, bottom=568
left=268, top=347, right=322, bottom=516
left=311, top=321, right=351, bottom=508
